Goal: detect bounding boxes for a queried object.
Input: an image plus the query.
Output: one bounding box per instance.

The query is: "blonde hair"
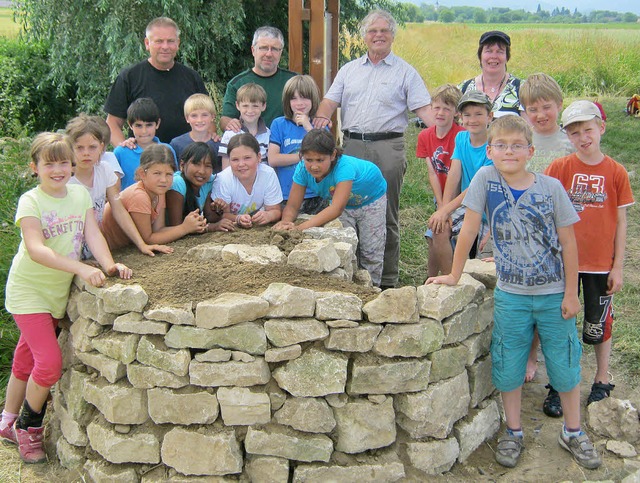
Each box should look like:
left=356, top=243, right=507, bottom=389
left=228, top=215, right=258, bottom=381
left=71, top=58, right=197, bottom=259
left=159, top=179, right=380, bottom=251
left=488, top=115, right=533, bottom=145
left=236, top=83, right=267, bottom=104
left=431, top=84, right=463, bottom=109
left=282, top=75, right=321, bottom=120
left=184, top=93, right=216, bottom=117
left=65, top=114, right=104, bottom=145
left=31, top=132, right=75, bottom=167
left=520, top=73, right=563, bottom=108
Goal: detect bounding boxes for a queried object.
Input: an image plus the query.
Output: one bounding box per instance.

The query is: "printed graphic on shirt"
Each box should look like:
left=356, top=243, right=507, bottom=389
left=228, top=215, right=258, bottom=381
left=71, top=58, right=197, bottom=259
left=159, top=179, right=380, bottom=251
left=41, top=210, right=84, bottom=259
left=430, top=146, right=451, bottom=176
left=486, top=181, right=563, bottom=288
left=567, top=173, right=607, bottom=212
left=230, top=201, right=259, bottom=215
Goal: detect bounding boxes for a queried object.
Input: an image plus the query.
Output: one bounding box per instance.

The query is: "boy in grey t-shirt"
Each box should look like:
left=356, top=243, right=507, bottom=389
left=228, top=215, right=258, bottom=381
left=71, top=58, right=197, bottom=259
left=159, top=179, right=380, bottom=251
left=426, top=116, right=601, bottom=471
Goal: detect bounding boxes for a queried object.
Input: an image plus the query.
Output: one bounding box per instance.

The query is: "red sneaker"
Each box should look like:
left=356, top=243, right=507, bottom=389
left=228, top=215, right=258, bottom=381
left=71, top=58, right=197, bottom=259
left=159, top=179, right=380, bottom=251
left=0, top=422, right=17, bottom=445
left=15, top=426, right=46, bottom=463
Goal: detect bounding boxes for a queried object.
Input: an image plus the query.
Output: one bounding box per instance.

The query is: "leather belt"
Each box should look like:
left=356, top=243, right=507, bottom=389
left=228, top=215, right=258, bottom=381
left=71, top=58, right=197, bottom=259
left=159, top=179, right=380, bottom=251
left=343, top=130, right=403, bottom=141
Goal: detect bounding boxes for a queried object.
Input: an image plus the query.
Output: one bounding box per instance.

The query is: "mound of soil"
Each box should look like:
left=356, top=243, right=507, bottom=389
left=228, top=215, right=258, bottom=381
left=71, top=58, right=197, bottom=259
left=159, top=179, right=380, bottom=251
left=110, top=227, right=379, bottom=308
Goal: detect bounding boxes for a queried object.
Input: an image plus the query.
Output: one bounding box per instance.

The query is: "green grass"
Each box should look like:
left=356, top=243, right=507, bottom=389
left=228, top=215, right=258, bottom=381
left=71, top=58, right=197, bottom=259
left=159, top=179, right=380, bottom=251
left=0, top=8, right=19, bottom=38
left=399, top=97, right=640, bottom=386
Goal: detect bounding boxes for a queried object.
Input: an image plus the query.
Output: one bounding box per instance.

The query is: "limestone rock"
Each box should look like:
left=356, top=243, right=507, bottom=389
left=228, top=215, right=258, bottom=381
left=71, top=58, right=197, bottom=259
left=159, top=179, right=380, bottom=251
left=127, top=363, right=190, bottom=390
left=287, top=238, right=341, bottom=273
left=374, top=319, right=444, bottom=358
left=325, top=393, right=348, bottom=408
left=264, top=318, right=329, bottom=347
left=187, top=242, right=223, bottom=260
left=77, top=291, right=116, bottom=326
left=266, top=380, right=287, bottom=411
left=56, top=437, right=85, bottom=468
left=454, top=399, right=501, bottom=462
left=87, top=418, right=160, bottom=464
left=274, top=397, right=336, bottom=433
left=462, top=330, right=492, bottom=365
left=246, top=455, right=290, bottom=483
left=148, top=387, right=219, bottom=425
left=302, top=226, right=358, bottom=251
left=91, top=331, right=139, bottom=364
left=83, top=377, right=148, bottom=425
left=190, top=358, right=271, bottom=387
left=83, top=459, right=138, bottom=483
left=137, top=335, right=190, bottom=376
left=293, top=453, right=405, bottom=483
left=416, top=280, right=477, bottom=321
left=404, top=438, right=460, bottom=476
left=265, top=344, right=302, bottom=363
left=77, top=351, right=126, bottom=383
left=195, top=348, right=232, bottom=362
left=101, top=283, right=148, bottom=314
left=587, top=397, right=640, bottom=443
left=231, top=351, right=254, bottom=362
left=463, top=258, right=497, bottom=288
left=195, top=293, right=269, bottom=329
left=64, top=368, right=93, bottom=421
left=221, top=243, right=285, bottom=265
left=54, top=396, right=89, bottom=446
left=165, top=322, right=267, bottom=355
left=314, top=291, right=362, bottom=321
left=324, top=324, right=382, bottom=352
left=161, top=427, right=242, bottom=476
left=348, top=355, right=431, bottom=395
left=354, top=269, right=373, bottom=288
left=113, top=312, right=168, bottom=335
left=442, top=303, right=478, bottom=345
left=245, top=425, right=333, bottom=463
left=261, top=283, right=316, bottom=318
left=428, top=344, right=468, bottom=382
left=70, top=316, right=101, bottom=352
left=476, top=295, right=494, bottom=333
left=273, top=348, right=348, bottom=397
left=333, top=397, right=396, bottom=453
left=326, top=319, right=360, bottom=328
left=217, top=387, right=271, bottom=426
left=606, top=440, right=637, bottom=458
left=468, top=356, right=494, bottom=407
left=395, top=371, right=470, bottom=439
left=363, top=286, right=419, bottom=323
left=333, top=241, right=355, bottom=268
left=144, top=303, right=195, bottom=326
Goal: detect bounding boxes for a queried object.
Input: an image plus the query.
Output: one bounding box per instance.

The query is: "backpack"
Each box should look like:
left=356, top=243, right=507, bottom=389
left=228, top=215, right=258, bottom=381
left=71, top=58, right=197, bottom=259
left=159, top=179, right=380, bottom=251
left=626, top=95, right=640, bottom=117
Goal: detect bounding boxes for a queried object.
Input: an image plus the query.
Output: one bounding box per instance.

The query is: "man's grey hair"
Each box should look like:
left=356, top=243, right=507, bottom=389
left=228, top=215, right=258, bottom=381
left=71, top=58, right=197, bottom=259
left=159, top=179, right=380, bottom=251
left=359, top=10, right=397, bottom=37
left=252, top=26, right=285, bottom=47
left=146, top=17, right=180, bottom=39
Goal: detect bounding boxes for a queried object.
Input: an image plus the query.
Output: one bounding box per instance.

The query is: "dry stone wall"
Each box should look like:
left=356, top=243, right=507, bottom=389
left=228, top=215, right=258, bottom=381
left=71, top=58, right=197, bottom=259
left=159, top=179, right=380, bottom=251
left=54, top=239, right=500, bottom=482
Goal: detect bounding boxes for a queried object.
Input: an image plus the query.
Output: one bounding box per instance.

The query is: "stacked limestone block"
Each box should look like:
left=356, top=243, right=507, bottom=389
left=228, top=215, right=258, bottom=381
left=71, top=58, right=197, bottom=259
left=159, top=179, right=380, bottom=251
left=54, top=261, right=499, bottom=482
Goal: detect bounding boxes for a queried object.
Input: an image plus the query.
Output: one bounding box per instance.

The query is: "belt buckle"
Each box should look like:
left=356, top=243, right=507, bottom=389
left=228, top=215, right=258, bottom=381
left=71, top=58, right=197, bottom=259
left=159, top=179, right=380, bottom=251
left=362, top=132, right=374, bottom=142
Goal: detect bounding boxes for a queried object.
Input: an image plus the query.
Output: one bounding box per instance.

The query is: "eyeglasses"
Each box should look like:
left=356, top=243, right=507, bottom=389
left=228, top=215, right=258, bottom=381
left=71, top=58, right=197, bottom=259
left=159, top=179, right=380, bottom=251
left=366, top=28, right=391, bottom=36
left=256, top=46, right=283, bottom=53
left=489, top=143, right=531, bottom=153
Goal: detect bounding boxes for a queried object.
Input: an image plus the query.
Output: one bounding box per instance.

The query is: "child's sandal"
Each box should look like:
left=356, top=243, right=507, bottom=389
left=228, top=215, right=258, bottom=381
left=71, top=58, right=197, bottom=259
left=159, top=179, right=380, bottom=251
left=542, top=384, right=563, bottom=418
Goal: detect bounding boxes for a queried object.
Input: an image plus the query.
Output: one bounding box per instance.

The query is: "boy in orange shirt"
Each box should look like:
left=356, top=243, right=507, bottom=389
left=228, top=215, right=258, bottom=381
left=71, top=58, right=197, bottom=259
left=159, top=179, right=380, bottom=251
left=545, top=100, right=634, bottom=406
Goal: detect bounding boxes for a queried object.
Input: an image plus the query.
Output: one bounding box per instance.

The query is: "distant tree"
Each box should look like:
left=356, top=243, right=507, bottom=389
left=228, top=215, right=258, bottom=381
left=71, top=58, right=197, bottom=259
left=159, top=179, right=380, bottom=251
left=439, top=8, right=455, bottom=23
left=537, top=3, right=542, bottom=13
left=402, top=3, right=424, bottom=23
left=623, top=12, right=638, bottom=22
left=474, top=9, right=487, bottom=23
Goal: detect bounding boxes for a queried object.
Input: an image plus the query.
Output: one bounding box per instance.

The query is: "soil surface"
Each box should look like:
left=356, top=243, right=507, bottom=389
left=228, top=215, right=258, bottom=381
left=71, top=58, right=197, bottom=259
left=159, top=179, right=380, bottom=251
left=111, top=226, right=379, bottom=307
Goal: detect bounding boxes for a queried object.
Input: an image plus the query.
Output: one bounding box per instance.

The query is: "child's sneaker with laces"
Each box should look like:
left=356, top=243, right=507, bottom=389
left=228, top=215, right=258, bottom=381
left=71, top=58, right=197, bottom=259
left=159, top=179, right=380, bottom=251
left=15, top=426, right=46, bottom=464
left=558, top=431, right=601, bottom=469
left=0, top=422, right=17, bottom=445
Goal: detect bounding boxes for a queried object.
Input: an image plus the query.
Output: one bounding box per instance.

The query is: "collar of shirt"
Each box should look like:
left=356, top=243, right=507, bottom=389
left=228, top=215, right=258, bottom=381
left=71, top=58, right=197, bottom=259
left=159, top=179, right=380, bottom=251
left=361, top=51, right=397, bottom=66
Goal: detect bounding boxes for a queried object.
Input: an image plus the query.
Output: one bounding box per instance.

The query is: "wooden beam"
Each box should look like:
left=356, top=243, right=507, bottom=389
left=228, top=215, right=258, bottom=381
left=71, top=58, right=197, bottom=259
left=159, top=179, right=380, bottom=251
left=308, top=0, right=325, bottom=85
left=288, top=0, right=303, bottom=73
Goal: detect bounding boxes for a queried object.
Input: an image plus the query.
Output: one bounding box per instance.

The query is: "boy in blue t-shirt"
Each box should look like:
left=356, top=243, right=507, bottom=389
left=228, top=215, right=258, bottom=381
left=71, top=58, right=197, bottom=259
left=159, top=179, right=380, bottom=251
left=114, top=98, right=177, bottom=189
left=427, top=116, right=601, bottom=471
left=428, top=90, right=494, bottom=259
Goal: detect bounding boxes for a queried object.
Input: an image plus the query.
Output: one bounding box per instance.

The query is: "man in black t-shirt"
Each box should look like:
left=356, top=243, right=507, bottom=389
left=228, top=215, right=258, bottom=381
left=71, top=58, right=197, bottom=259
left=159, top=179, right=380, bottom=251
left=104, top=17, right=207, bottom=145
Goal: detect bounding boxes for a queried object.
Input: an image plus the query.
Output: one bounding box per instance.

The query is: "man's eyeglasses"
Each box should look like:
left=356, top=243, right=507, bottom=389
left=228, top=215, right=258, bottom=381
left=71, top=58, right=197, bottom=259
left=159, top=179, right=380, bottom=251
left=256, top=46, right=283, bottom=53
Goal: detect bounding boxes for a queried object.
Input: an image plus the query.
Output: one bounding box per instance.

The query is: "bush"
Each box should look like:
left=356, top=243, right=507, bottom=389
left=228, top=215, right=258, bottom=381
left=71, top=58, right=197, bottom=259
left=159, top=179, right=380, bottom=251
left=0, top=38, right=77, bottom=137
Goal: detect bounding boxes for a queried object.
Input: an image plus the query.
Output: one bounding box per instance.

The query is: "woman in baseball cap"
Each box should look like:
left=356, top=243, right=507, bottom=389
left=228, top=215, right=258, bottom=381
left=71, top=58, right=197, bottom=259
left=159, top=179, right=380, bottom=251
left=458, top=30, right=523, bottom=119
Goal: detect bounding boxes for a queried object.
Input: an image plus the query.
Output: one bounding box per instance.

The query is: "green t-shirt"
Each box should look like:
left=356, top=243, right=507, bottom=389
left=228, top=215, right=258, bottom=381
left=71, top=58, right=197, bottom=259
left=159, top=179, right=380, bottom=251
left=221, top=67, right=297, bottom=128
left=5, top=184, right=92, bottom=318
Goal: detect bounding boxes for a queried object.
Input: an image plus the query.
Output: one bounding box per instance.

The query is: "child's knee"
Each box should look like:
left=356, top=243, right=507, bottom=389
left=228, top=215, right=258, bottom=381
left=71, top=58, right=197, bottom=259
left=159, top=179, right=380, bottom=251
left=33, top=353, right=63, bottom=387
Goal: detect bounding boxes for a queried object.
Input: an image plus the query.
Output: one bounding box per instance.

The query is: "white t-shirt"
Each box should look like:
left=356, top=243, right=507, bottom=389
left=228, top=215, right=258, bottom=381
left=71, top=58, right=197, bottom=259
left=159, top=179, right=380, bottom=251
left=212, top=164, right=283, bottom=214
left=101, top=151, right=124, bottom=178
left=68, top=162, right=119, bottom=225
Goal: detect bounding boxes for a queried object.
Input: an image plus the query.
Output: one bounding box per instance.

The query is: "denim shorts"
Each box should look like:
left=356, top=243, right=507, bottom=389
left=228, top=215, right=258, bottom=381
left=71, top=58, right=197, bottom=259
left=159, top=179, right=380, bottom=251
left=492, top=288, right=582, bottom=393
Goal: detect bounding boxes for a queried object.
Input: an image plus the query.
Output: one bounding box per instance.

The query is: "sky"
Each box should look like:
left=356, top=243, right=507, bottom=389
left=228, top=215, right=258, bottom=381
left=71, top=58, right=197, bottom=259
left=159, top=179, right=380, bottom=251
left=419, top=0, right=640, bottom=15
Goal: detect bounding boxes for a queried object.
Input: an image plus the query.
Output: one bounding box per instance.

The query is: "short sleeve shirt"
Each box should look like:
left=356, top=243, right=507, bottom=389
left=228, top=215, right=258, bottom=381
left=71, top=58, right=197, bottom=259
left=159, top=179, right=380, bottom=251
left=464, top=166, right=579, bottom=295
left=6, top=184, right=92, bottom=317
left=545, top=153, right=635, bottom=272
left=170, top=171, right=214, bottom=212
left=416, top=124, right=465, bottom=192
left=292, top=154, right=387, bottom=208
left=68, top=162, right=119, bottom=225
left=527, top=129, right=575, bottom=173
left=452, top=131, right=493, bottom=191
left=324, top=52, right=431, bottom=133
left=169, top=132, right=221, bottom=171
left=219, top=119, right=270, bottom=163
left=212, top=163, right=283, bottom=214
left=459, top=74, right=522, bottom=118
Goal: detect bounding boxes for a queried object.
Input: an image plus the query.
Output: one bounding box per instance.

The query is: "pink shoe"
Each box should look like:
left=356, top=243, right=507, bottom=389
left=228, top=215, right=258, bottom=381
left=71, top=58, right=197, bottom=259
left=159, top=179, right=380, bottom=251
left=15, top=426, right=46, bottom=463
left=0, top=422, right=17, bottom=445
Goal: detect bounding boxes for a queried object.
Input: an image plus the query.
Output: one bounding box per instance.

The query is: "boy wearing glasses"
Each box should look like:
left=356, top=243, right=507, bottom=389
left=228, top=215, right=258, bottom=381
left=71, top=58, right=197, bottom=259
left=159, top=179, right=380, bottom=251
left=220, top=26, right=297, bottom=131
left=546, top=101, right=634, bottom=408
left=428, top=90, right=494, bottom=259
left=427, top=116, right=602, bottom=471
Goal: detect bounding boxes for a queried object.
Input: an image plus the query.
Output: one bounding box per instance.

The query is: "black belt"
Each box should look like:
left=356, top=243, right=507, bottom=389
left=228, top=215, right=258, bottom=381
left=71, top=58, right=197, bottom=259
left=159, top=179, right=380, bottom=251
left=343, top=130, right=403, bottom=141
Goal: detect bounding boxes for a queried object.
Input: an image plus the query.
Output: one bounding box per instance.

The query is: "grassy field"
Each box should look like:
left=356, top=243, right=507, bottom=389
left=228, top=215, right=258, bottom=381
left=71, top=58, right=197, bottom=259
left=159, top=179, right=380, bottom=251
left=395, top=22, right=640, bottom=96
left=0, top=8, right=19, bottom=38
